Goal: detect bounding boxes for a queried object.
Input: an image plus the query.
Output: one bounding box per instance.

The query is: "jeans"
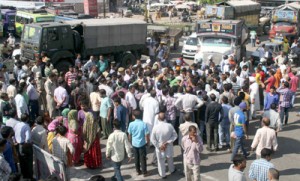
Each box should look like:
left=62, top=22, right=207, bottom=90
left=112, top=161, right=123, bottom=181
left=199, top=121, right=206, bottom=141
left=206, top=122, right=219, bottom=149
left=133, top=145, right=147, bottom=174
left=280, top=107, right=289, bottom=125
left=28, top=100, right=39, bottom=121
left=251, top=38, right=255, bottom=47
left=291, top=92, right=296, bottom=107
left=231, top=136, right=247, bottom=160
left=218, top=124, right=230, bottom=145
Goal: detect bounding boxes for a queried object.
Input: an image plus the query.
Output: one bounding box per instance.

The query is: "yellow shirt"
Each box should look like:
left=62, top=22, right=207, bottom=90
left=283, top=42, right=289, bottom=53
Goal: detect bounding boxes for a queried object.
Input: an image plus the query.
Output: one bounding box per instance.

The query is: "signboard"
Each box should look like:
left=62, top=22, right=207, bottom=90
left=273, top=10, right=298, bottom=23
left=84, top=0, right=98, bottom=17
left=197, top=23, right=236, bottom=34
left=33, top=145, right=68, bottom=181
left=205, top=6, right=224, bottom=19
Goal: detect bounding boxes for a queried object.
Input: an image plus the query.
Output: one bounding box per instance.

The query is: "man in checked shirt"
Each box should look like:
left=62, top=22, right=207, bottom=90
left=276, top=81, right=293, bottom=125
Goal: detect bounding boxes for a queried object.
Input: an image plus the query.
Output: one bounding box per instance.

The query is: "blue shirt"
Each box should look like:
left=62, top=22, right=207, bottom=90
left=233, top=110, right=246, bottom=137
left=3, top=141, right=16, bottom=173
left=221, top=103, right=232, bottom=127
left=100, top=97, right=112, bottom=118
left=264, top=93, right=279, bottom=110
left=116, top=105, right=127, bottom=132
left=128, top=119, right=149, bottom=148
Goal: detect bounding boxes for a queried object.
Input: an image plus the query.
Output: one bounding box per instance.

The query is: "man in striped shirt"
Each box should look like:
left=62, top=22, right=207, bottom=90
left=249, top=148, right=275, bottom=181
left=64, top=65, right=76, bottom=87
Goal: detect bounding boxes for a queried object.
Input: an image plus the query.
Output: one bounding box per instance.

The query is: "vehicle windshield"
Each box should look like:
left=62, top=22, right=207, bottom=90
left=275, top=22, right=292, bottom=26
left=8, top=15, right=15, bottom=22
left=202, top=37, right=231, bottom=47
left=186, top=37, right=198, bottom=46
left=22, top=26, right=41, bottom=43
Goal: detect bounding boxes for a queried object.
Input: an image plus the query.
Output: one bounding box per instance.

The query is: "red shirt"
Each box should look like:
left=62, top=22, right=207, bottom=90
left=290, top=75, right=299, bottom=93
left=260, top=71, right=265, bottom=82
left=266, top=76, right=275, bottom=92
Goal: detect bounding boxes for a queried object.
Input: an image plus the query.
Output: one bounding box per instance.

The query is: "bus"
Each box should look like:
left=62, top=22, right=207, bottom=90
left=1, top=8, right=16, bottom=37
left=15, top=9, right=55, bottom=37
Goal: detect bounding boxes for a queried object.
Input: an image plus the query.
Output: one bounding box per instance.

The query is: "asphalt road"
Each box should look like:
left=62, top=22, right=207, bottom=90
left=68, top=35, right=300, bottom=181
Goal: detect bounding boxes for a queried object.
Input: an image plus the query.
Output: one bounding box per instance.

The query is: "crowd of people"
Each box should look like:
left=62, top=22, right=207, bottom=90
left=0, top=36, right=298, bottom=181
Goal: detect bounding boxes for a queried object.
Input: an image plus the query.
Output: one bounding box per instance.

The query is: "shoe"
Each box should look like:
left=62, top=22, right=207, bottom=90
left=171, top=168, right=177, bottom=174
left=143, top=172, right=150, bottom=177
left=136, top=171, right=142, bottom=175
left=161, top=176, right=167, bottom=179
left=244, top=152, right=250, bottom=158
left=206, top=147, right=212, bottom=152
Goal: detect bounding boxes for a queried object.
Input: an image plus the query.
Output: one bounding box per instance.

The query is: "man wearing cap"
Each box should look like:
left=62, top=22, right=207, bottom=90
left=27, top=77, right=40, bottom=121
left=231, top=102, right=249, bottom=160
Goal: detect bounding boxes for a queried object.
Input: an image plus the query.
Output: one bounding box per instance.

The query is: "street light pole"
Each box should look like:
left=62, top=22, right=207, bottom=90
left=103, top=0, right=106, bottom=18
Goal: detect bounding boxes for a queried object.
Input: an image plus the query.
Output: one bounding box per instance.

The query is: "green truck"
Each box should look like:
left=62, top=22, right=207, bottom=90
left=20, top=18, right=147, bottom=70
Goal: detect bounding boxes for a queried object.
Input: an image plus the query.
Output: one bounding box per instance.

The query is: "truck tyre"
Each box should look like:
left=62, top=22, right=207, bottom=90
left=121, top=53, right=136, bottom=67
left=55, top=60, right=72, bottom=73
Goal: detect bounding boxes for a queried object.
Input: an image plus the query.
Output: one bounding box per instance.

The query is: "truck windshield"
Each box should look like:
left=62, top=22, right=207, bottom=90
left=22, top=26, right=41, bottom=43
left=186, top=37, right=198, bottom=46
left=275, top=22, right=292, bottom=26
left=202, top=37, right=231, bottom=47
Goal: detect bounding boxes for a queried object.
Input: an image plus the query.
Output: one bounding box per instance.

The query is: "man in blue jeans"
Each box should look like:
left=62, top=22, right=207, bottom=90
left=277, top=81, right=293, bottom=125
left=128, top=110, right=150, bottom=176
left=231, top=102, right=249, bottom=160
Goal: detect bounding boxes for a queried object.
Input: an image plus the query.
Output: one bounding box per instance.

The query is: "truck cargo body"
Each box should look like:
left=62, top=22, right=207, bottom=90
left=205, top=1, right=261, bottom=32
left=20, top=18, right=147, bottom=70
left=194, top=20, right=248, bottom=65
left=269, top=2, right=300, bottom=39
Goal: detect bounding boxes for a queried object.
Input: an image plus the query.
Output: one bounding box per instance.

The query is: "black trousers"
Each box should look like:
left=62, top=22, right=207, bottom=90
left=29, top=100, right=39, bottom=121
left=17, top=143, right=33, bottom=179
left=206, top=122, right=219, bottom=149
left=133, top=145, right=147, bottom=174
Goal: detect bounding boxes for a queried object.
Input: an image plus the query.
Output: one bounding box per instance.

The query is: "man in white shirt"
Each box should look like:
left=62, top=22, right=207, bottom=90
left=54, top=78, right=69, bottom=114
left=98, top=78, right=113, bottom=97
left=14, top=86, right=28, bottom=119
left=228, top=154, right=247, bottom=181
left=106, top=120, right=132, bottom=181
left=6, top=79, right=17, bottom=104
left=251, top=117, right=278, bottom=159
left=126, top=84, right=137, bottom=111
left=175, top=86, right=204, bottom=124
left=142, top=90, right=159, bottom=134
left=258, top=44, right=266, bottom=59
left=83, top=55, right=97, bottom=72
left=151, top=113, right=177, bottom=179
left=263, top=104, right=281, bottom=132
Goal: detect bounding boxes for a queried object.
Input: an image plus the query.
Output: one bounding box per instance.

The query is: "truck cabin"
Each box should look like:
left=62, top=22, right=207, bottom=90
left=1, top=8, right=16, bottom=36
left=21, top=23, right=74, bottom=62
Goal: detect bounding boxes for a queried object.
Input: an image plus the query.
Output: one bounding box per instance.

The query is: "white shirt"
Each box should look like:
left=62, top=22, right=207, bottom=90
left=98, top=84, right=113, bottom=97
left=150, top=121, right=178, bottom=157
left=139, top=93, right=150, bottom=110
left=6, top=85, right=16, bottom=99
left=142, top=96, right=159, bottom=133
left=207, top=89, right=220, bottom=102
left=14, top=94, right=29, bottom=118
left=126, top=91, right=137, bottom=110
left=54, top=86, right=69, bottom=107
left=251, top=126, right=278, bottom=156
left=31, top=124, right=49, bottom=151
left=175, top=93, right=204, bottom=112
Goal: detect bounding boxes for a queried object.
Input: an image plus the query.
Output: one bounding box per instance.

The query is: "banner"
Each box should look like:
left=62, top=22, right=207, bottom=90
left=33, top=145, right=68, bottom=181
left=273, top=10, right=297, bottom=23
left=84, top=0, right=98, bottom=17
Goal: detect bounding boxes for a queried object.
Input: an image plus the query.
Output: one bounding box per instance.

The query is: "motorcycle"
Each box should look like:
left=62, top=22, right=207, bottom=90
left=181, top=14, right=192, bottom=22
left=288, top=49, right=299, bottom=65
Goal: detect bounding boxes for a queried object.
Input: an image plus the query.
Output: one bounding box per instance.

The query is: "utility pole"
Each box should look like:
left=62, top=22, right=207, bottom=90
left=103, top=0, right=106, bottom=18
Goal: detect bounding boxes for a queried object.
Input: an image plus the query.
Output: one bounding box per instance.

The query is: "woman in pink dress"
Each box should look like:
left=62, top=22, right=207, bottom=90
left=67, top=109, right=83, bottom=165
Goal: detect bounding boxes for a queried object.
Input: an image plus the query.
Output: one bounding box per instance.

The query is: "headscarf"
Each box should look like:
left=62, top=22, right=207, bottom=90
left=62, top=108, right=70, bottom=118
left=82, top=112, right=100, bottom=151
left=68, top=110, right=78, bottom=133
left=274, top=68, right=282, bottom=88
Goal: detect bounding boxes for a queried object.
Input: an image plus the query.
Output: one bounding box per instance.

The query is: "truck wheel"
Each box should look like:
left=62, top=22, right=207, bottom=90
left=55, top=60, right=72, bottom=73
left=122, top=53, right=136, bottom=67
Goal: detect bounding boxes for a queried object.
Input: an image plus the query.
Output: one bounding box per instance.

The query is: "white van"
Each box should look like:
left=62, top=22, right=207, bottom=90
left=181, top=33, right=200, bottom=59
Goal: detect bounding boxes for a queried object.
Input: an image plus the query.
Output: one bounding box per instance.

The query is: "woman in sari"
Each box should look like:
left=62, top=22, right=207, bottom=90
left=274, top=68, right=282, bottom=88
left=67, top=110, right=83, bottom=165
left=82, top=112, right=102, bottom=168
left=47, top=117, right=62, bottom=153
